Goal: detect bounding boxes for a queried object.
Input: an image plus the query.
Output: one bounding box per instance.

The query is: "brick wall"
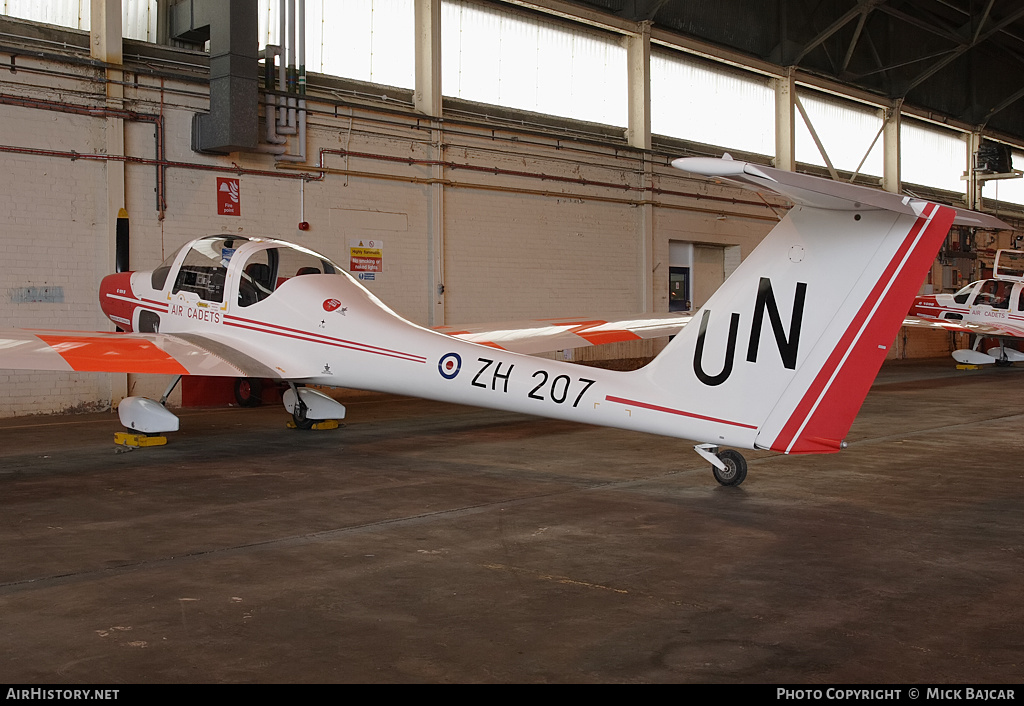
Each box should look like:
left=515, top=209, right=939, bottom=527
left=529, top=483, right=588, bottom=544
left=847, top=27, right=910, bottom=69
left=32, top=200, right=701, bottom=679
left=0, top=38, right=957, bottom=418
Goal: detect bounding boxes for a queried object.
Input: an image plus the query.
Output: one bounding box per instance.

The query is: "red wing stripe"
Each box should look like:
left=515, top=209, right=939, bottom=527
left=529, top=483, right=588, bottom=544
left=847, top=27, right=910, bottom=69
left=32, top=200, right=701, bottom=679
left=605, top=395, right=758, bottom=430
left=567, top=321, right=643, bottom=346
left=575, top=330, right=643, bottom=346
left=36, top=334, right=188, bottom=375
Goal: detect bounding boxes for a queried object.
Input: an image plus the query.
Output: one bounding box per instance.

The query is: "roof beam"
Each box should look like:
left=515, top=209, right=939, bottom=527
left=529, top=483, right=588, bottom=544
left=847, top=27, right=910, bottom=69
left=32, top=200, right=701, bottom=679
left=973, top=0, right=997, bottom=44
left=792, top=0, right=884, bottom=66
left=875, top=3, right=962, bottom=44
left=840, top=7, right=871, bottom=75
left=981, top=84, right=1024, bottom=129
left=614, top=0, right=673, bottom=22
left=900, top=5, right=1024, bottom=96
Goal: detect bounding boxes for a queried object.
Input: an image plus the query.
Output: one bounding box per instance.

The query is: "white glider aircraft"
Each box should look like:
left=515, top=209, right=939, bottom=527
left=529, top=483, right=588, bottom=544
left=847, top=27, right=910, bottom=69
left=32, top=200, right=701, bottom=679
left=908, top=248, right=1024, bottom=365
left=0, top=156, right=1008, bottom=486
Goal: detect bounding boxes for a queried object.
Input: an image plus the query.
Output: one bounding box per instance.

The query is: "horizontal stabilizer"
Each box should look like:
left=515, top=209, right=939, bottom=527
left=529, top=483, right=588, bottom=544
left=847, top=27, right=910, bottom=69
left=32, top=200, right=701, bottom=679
left=673, top=157, right=1011, bottom=230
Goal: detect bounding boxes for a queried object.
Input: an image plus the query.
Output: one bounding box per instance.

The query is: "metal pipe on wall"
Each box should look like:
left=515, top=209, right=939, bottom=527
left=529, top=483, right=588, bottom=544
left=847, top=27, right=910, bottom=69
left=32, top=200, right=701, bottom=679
left=261, top=45, right=287, bottom=145
left=275, top=0, right=307, bottom=163
left=0, top=93, right=167, bottom=214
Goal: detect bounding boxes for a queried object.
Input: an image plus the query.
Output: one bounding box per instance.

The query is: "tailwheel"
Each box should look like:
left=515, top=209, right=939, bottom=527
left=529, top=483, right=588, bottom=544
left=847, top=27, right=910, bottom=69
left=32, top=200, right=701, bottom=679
left=712, top=449, right=748, bottom=487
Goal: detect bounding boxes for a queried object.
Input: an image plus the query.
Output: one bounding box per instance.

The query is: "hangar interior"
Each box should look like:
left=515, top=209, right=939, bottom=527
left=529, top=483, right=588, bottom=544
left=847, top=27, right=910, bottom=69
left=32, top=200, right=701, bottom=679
left=1, top=1, right=1023, bottom=685
left=1, top=0, right=1023, bottom=416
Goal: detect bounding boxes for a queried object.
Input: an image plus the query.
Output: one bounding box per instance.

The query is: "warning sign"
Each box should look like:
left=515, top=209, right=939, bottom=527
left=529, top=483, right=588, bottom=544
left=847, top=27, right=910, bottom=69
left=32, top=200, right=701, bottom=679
left=349, top=239, right=383, bottom=273
left=217, top=177, right=240, bottom=216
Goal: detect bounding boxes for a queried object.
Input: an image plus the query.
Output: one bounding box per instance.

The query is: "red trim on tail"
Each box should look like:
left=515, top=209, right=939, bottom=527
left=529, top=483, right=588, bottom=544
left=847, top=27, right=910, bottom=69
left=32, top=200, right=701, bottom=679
left=768, top=204, right=955, bottom=454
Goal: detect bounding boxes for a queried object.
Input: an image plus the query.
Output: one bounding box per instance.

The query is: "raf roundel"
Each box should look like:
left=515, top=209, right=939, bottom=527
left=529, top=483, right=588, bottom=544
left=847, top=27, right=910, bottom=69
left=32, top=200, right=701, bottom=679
left=438, top=352, right=462, bottom=380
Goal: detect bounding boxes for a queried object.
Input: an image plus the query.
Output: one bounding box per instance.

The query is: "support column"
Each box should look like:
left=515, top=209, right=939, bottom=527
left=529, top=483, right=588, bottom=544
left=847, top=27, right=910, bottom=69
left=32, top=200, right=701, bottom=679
left=415, top=0, right=445, bottom=324
left=774, top=72, right=795, bottom=171
left=966, top=131, right=982, bottom=210
left=626, top=22, right=654, bottom=312
left=414, top=0, right=442, bottom=118
left=91, top=0, right=128, bottom=405
left=638, top=157, right=655, bottom=314
left=626, top=21, right=651, bottom=151
left=90, top=0, right=123, bottom=65
left=427, top=135, right=446, bottom=326
left=882, top=101, right=902, bottom=194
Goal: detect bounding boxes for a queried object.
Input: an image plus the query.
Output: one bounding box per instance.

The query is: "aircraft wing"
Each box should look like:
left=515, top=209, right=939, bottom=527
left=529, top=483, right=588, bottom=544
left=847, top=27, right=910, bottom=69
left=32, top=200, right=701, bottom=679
left=901, top=316, right=1024, bottom=339
left=0, top=313, right=690, bottom=378
left=0, top=329, right=283, bottom=378
left=434, top=313, right=691, bottom=355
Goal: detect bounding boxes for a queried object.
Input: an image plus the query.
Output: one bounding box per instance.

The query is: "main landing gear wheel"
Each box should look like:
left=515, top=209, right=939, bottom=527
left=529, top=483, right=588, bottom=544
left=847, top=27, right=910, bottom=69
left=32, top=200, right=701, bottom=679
left=712, top=449, right=748, bottom=487
left=291, top=399, right=315, bottom=430
left=234, top=378, right=263, bottom=407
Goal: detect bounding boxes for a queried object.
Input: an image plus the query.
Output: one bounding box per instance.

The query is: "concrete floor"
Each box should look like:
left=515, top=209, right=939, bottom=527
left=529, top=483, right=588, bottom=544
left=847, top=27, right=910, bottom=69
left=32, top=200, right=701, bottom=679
left=0, top=359, right=1021, bottom=684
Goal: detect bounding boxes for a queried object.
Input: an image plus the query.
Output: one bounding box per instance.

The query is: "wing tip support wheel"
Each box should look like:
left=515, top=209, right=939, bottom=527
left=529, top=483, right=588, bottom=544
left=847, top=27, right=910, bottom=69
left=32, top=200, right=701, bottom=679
left=712, top=449, right=747, bottom=487
left=234, top=377, right=263, bottom=407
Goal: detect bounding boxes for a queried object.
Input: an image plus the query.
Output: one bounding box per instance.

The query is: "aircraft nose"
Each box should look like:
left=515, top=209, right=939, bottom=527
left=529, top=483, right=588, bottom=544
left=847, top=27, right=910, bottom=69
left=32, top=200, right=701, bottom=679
left=99, top=271, right=136, bottom=331
left=909, top=294, right=936, bottom=316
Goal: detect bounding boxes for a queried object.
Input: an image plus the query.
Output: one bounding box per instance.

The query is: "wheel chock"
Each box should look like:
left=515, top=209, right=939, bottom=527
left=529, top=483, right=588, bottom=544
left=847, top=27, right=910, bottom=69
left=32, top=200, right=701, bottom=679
left=114, top=431, right=168, bottom=447
left=956, top=364, right=983, bottom=370
left=286, top=419, right=340, bottom=430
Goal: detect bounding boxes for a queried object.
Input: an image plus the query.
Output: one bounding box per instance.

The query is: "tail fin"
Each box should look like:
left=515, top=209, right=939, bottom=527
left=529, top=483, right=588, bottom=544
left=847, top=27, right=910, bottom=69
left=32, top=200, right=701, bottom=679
left=641, top=158, right=1002, bottom=454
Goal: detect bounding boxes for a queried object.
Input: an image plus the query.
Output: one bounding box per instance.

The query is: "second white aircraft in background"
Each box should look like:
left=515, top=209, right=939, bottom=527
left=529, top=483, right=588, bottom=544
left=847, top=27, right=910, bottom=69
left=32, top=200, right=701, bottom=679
left=909, top=248, right=1024, bottom=365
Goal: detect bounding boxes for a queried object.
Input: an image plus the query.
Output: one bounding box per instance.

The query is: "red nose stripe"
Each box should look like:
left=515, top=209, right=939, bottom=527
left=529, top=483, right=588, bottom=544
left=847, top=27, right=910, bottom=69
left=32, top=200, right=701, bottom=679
left=35, top=335, right=188, bottom=375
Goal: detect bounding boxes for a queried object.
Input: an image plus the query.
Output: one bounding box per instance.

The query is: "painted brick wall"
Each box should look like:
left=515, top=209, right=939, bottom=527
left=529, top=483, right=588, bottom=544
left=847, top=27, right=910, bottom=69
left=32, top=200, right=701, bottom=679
left=443, top=189, right=643, bottom=322
left=0, top=102, right=115, bottom=415
left=0, top=41, right=960, bottom=418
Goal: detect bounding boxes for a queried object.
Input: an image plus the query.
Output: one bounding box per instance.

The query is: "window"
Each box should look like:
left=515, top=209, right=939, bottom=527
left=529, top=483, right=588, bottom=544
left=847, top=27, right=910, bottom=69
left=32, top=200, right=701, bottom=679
left=172, top=238, right=237, bottom=303
left=151, top=251, right=178, bottom=291
left=901, top=121, right=966, bottom=193
left=953, top=281, right=980, bottom=305
left=0, top=1, right=159, bottom=42
left=974, top=280, right=1012, bottom=309
left=442, top=0, right=627, bottom=126
left=237, top=245, right=340, bottom=308
left=982, top=151, right=1024, bottom=205
left=796, top=91, right=883, bottom=176
left=652, top=51, right=773, bottom=155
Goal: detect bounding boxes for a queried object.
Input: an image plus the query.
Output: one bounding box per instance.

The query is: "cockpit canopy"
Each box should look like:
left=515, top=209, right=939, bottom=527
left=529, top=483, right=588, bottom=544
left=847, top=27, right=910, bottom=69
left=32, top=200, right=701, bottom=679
left=951, top=278, right=1024, bottom=311
left=151, top=236, right=343, bottom=307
